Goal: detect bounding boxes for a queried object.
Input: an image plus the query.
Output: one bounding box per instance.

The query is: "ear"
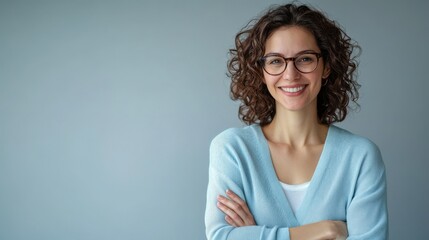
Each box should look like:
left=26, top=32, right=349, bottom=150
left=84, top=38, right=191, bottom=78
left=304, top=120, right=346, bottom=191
left=322, top=64, right=331, bottom=79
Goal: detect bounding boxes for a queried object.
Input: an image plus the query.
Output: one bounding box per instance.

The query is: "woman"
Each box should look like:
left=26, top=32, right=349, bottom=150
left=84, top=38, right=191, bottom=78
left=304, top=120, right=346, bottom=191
left=205, top=3, right=388, bottom=240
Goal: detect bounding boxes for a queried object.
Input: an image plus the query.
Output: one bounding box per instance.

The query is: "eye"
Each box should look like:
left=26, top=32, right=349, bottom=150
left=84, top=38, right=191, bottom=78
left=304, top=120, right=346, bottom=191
left=296, top=54, right=316, bottom=64
left=266, top=56, right=284, bottom=65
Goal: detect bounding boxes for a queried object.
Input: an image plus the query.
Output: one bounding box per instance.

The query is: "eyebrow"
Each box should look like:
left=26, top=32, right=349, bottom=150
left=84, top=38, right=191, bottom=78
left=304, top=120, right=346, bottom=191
left=264, top=49, right=319, bottom=57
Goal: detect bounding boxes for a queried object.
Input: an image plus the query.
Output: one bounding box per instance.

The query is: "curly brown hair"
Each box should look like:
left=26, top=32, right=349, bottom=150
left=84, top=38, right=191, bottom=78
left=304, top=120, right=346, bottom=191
left=228, top=3, right=360, bottom=126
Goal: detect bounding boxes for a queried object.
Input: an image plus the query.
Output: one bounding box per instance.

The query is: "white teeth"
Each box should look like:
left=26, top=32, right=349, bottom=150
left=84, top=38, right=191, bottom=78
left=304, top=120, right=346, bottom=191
left=281, top=86, right=305, bottom=93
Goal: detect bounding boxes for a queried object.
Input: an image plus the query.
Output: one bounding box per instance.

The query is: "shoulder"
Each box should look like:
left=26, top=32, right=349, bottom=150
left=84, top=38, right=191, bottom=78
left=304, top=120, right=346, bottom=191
left=210, top=124, right=260, bottom=150
left=209, top=124, right=263, bottom=169
left=329, top=125, right=383, bottom=168
left=330, top=125, right=380, bottom=154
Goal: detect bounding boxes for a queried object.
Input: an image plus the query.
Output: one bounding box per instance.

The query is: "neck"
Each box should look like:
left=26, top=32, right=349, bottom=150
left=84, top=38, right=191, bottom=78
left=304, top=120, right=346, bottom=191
left=262, top=105, right=328, bottom=147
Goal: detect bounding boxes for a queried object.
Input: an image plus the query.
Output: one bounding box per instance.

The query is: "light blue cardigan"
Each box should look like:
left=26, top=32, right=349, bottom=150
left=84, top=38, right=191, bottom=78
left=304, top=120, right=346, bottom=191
left=205, top=124, right=388, bottom=240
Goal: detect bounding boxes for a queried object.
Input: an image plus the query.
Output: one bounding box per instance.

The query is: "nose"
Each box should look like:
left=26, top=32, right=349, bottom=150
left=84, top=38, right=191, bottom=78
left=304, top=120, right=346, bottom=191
left=282, top=60, right=300, bottom=81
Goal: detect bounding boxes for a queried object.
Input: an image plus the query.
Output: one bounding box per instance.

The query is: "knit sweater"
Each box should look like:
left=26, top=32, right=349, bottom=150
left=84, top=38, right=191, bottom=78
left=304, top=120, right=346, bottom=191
left=205, top=124, right=388, bottom=240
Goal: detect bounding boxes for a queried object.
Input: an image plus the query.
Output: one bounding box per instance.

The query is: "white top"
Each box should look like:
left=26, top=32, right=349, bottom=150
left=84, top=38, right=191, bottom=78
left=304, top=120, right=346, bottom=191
left=279, top=181, right=310, bottom=214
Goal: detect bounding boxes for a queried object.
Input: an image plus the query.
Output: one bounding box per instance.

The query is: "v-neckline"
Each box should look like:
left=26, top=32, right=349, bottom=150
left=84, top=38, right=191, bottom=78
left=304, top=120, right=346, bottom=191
left=254, top=124, right=334, bottom=226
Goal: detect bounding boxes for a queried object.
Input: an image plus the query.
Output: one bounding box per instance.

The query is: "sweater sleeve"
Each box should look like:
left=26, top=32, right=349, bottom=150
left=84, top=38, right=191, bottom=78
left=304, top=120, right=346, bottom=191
left=346, top=141, right=388, bottom=239
left=205, top=131, right=290, bottom=240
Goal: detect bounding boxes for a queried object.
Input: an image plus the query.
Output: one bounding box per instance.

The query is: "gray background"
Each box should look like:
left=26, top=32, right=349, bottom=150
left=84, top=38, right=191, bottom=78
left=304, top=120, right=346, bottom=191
left=0, top=0, right=427, bottom=239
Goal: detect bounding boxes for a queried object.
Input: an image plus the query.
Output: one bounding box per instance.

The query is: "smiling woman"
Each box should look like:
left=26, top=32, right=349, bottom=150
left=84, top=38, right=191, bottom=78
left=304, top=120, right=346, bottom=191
left=205, top=3, right=388, bottom=240
left=261, top=26, right=330, bottom=113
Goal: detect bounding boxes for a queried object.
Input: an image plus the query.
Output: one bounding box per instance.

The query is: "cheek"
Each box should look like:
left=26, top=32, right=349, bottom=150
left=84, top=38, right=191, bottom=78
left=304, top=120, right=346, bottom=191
left=314, top=78, right=323, bottom=95
left=262, top=72, right=269, bottom=84
left=310, top=71, right=324, bottom=85
left=313, top=79, right=323, bottom=93
left=262, top=72, right=278, bottom=85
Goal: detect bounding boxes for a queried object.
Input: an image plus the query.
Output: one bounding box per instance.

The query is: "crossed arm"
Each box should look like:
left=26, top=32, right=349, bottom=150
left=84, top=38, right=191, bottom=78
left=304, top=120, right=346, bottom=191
left=206, top=130, right=388, bottom=240
left=217, top=189, right=348, bottom=240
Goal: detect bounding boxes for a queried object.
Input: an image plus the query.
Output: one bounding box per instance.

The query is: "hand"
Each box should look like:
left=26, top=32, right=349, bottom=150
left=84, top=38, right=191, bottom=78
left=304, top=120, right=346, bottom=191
left=290, top=220, right=348, bottom=240
left=217, top=189, right=256, bottom=227
left=325, top=221, right=347, bottom=240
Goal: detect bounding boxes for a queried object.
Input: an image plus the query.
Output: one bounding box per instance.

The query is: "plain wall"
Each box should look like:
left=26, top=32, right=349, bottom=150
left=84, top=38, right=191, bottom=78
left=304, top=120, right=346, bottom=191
left=0, top=0, right=428, bottom=239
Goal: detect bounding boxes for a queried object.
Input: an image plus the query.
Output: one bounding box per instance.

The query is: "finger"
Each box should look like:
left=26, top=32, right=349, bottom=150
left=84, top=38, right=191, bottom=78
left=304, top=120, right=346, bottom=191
left=225, top=190, right=255, bottom=224
left=226, top=190, right=252, bottom=214
left=225, top=215, right=238, bottom=227
left=218, top=196, right=254, bottom=226
left=217, top=201, right=245, bottom=226
left=218, top=196, right=247, bottom=219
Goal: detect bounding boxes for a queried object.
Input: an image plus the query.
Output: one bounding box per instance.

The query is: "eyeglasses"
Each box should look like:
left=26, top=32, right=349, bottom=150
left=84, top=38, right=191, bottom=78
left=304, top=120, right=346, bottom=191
left=259, top=52, right=322, bottom=76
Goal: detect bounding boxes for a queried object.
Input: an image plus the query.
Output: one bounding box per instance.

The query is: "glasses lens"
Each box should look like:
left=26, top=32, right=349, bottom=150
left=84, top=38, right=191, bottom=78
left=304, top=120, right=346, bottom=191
left=294, top=54, right=318, bottom=73
left=263, top=56, right=286, bottom=75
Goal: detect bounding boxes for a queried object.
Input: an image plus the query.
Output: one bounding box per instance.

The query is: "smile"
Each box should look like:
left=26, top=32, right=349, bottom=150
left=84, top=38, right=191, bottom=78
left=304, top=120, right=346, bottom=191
left=280, top=85, right=306, bottom=93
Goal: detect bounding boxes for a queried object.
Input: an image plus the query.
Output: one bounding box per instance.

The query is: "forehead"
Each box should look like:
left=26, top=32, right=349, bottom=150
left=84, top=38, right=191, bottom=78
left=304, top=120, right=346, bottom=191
left=264, top=26, right=320, bottom=55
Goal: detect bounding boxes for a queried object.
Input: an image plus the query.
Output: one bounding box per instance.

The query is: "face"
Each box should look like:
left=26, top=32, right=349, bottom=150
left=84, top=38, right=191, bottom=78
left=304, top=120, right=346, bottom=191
left=262, top=26, right=330, bottom=113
